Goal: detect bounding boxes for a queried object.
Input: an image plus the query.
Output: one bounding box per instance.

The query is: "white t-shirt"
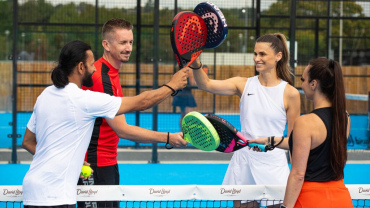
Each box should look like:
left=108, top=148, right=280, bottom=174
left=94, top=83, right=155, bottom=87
left=23, top=83, right=121, bottom=206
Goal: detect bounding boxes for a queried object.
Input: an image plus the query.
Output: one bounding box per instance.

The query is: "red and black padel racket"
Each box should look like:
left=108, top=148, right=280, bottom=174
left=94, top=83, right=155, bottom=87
left=170, top=11, right=207, bottom=68
left=204, top=114, right=269, bottom=153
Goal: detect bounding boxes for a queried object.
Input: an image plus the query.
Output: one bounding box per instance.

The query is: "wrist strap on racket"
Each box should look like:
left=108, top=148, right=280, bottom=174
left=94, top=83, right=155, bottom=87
left=162, top=84, right=180, bottom=96
left=189, top=62, right=202, bottom=70
left=274, top=137, right=284, bottom=148
left=165, top=132, right=173, bottom=149
left=266, top=136, right=284, bottom=151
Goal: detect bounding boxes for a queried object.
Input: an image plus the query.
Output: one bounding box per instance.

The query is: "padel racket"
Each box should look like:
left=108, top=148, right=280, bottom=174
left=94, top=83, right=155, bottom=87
left=170, top=11, right=207, bottom=68
left=204, top=114, right=268, bottom=153
left=181, top=111, right=220, bottom=151
left=193, top=2, right=228, bottom=49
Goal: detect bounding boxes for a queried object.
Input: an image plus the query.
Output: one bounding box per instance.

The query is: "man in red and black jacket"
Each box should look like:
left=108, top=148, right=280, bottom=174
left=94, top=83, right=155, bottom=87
left=78, top=18, right=186, bottom=208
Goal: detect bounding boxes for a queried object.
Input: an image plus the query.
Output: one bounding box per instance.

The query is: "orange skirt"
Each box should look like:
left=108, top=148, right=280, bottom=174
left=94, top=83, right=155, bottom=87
left=294, top=179, right=353, bottom=208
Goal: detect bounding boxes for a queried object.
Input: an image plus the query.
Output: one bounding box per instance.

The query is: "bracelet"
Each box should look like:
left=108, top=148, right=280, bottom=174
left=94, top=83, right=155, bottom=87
left=266, top=136, right=284, bottom=151
left=189, top=62, right=202, bottom=70
left=162, top=84, right=180, bottom=96
left=266, top=136, right=275, bottom=151
left=268, top=136, right=274, bottom=146
left=280, top=204, right=287, bottom=208
left=165, top=132, right=173, bottom=149
left=271, top=136, right=275, bottom=146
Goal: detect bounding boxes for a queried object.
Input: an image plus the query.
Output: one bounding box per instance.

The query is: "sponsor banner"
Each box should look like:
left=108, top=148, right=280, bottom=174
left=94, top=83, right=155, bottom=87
left=0, top=186, right=23, bottom=201
left=76, top=185, right=125, bottom=201
left=120, top=185, right=196, bottom=201
left=195, top=185, right=265, bottom=200
left=346, top=185, right=370, bottom=199
left=1, top=185, right=369, bottom=202
left=263, top=185, right=285, bottom=200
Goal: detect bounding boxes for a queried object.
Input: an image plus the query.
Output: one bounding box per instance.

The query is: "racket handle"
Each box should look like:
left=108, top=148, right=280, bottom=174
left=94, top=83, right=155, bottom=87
left=248, top=143, right=267, bottom=152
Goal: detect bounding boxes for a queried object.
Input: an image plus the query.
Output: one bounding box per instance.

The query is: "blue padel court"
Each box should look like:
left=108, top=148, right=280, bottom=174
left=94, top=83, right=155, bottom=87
left=0, top=113, right=369, bottom=149
left=0, top=163, right=369, bottom=186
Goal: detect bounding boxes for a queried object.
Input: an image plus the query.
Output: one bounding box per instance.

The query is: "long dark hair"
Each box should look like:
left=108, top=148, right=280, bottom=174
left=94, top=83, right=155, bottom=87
left=256, top=33, right=293, bottom=85
left=51, top=40, right=91, bottom=88
left=308, top=57, right=347, bottom=180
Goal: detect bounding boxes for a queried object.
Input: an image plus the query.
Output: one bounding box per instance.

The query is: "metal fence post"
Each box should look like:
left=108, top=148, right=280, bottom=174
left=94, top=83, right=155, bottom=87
left=151, top=0, right=160, bottom=163
left=10, top=0, right=19, bottom=164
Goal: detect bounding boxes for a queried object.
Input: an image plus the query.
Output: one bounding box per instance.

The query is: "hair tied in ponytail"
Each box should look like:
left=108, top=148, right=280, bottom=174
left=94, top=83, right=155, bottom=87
left=329, top=59, right=334, bottom=69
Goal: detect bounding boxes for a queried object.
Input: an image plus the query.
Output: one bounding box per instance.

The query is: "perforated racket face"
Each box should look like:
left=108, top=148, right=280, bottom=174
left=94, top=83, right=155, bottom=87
left=182, top=112, right=220, bottom=151
left=193, top=2, right=228, bottom=49
left=170, top=11, right=207, bottom=68
left=205, top=114, right=247, bottom=153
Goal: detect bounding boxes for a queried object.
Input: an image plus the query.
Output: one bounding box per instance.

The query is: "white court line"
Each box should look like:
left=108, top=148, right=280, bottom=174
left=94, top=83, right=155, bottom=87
left=346, top=160, right=370, bottom=164
left=298, top=90, right=369, bottom=101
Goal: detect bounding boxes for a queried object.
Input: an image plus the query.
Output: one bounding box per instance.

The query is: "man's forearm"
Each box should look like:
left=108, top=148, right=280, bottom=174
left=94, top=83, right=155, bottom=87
left=137, top=86, right=174, bottom=111
left=116, top=125, right=166, bottom=143
left=22, top=143, right=36, bottom=155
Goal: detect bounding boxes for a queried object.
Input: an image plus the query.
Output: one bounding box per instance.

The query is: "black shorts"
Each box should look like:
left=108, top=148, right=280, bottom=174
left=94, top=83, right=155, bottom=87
left=24, top=205, right=75, bottom=208
left=77, top=164, right=119, bottom=208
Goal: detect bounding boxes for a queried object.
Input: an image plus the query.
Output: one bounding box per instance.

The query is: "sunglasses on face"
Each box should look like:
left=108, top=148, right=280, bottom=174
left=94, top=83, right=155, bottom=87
left=300, top=77, right=305, bottom=82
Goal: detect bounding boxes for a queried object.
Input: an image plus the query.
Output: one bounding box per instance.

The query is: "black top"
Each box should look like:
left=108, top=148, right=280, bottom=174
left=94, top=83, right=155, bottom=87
left=289, top=107, right=336, bottom=182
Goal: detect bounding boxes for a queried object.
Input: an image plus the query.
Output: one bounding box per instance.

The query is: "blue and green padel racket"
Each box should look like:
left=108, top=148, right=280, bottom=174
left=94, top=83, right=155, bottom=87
left=181, top=111, right=220, bottom=151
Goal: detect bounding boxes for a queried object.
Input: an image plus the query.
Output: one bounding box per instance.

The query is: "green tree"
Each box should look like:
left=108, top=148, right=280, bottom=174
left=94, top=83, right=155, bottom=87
left=0, top=0, right=13, bottom=60
left=18, top=0, right=55, bottom=23
left=261, top=0, right=369, bottom=64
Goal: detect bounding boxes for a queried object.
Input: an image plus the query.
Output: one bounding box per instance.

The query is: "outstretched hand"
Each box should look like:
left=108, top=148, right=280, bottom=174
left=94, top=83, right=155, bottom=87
left=189, top=57, right=202, bottom=69
left=169, top=132, right=188, bottom=147
left=167, top=68, right=189, bottom=91
left=248, top=137, right=269, bottom=152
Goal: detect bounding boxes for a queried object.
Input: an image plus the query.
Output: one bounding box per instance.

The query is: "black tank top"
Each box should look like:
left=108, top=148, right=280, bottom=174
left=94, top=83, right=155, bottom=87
left=288, top=107, right=336, bottom=182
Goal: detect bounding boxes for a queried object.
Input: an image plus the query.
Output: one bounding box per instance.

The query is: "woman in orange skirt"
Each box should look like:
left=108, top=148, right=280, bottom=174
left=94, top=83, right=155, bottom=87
left=295, top=180, right=353, bottom=207
left=250, top=57, right=353, bottom=208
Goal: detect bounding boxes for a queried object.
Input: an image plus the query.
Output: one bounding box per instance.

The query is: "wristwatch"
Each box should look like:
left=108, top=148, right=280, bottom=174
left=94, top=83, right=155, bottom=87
left=280, top=205, right=287, bottom=208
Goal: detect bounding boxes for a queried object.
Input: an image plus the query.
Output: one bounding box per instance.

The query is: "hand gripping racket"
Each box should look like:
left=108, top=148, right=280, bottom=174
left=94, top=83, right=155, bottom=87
left=204, top=114, right=268, bottom=153
left=193, top=2, right=228, bottom=49
left=170, top=11, right=207, bottom=68
left=181, top=111, right=220, bottom=151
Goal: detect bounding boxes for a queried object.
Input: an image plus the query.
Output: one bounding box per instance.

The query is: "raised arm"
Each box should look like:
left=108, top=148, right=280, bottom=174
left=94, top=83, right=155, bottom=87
left=190, top=58, right=247, bottom=97
left=116, top=67, right=188, bottom=115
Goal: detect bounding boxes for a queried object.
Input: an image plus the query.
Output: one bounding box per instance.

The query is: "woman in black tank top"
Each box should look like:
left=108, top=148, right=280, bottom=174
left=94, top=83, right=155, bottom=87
left=250, top=57, right=353, bottom=208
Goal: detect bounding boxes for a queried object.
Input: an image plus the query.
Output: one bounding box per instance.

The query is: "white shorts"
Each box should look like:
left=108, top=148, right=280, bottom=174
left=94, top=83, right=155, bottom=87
left=222, top=148, right=290, bottom=206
